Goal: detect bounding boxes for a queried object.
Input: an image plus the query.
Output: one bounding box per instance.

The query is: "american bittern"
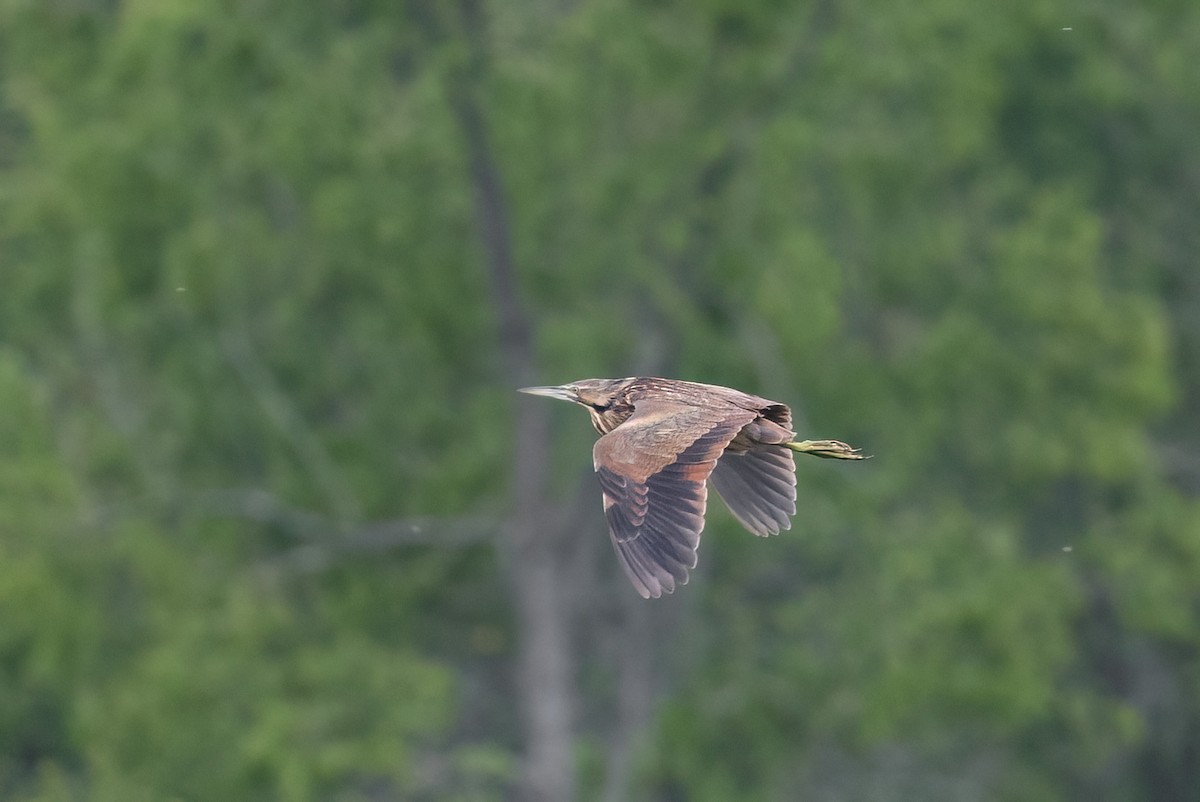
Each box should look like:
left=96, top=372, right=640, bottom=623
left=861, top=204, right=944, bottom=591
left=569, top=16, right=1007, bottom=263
left=519, top=377, right=865, bottom=598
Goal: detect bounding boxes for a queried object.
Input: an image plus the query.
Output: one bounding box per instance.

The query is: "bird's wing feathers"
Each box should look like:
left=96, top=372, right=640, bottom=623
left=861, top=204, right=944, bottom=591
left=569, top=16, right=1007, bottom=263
left=593, top=400, right=757, bottom=598
left=709, top=445, right=797, bottom=536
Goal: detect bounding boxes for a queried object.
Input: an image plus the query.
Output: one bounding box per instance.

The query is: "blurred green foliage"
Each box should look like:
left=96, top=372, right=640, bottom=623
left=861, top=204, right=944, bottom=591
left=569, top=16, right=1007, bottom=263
left=2, top=0, right=1198, bottom=799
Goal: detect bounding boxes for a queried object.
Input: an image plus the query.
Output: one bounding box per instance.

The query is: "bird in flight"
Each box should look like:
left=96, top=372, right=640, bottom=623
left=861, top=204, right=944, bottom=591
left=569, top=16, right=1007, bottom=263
left=519, top=377, right=865, bottom=598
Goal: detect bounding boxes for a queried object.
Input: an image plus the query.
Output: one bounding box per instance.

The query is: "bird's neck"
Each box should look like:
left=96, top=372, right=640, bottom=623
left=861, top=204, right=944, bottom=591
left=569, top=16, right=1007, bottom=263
left=589, top=406, right=630, bottom=435
left=589, top=409, right=614, bottom=435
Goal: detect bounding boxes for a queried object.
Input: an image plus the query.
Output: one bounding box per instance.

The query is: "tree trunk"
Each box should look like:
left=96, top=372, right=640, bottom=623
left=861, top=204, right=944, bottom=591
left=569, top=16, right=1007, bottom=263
left=450, top=2, right=577, bottom=795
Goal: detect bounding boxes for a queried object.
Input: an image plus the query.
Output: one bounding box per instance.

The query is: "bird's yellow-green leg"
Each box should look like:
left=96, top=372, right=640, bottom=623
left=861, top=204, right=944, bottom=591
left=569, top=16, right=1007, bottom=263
left=785, top=439, right=868, bottom=460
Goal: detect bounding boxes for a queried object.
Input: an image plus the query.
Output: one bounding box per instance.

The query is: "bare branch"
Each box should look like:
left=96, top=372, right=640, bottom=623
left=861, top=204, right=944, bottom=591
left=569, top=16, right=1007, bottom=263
left=70, top=231, right=173, bottom=504
left=177, top=487, right=496, bottom=576
left=260, top=515, right=498, bottom=577
left=186, top=487, right=330, bottom=537
left=218, top=327, right=362, bottom=526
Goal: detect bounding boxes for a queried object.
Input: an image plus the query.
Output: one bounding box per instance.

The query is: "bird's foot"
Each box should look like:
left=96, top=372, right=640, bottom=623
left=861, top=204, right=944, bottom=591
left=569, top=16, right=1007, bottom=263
left=786, top=439, right=868, bottom=460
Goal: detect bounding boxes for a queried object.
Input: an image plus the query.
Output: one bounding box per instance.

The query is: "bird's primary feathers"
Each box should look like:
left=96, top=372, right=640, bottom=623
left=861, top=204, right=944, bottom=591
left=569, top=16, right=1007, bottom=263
left=520, top=377, right=864, bottom=598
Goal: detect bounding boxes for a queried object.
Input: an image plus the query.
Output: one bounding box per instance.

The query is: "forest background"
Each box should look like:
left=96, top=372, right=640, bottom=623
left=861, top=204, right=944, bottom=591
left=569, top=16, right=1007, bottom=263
left=2, top=1, right=1199, bottom=800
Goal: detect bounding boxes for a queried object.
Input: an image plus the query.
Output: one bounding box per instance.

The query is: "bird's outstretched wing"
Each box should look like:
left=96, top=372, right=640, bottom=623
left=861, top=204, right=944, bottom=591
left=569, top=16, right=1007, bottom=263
left=593, top=400, right=757, bottom=598
left=709, top=445, right=797, bottom=536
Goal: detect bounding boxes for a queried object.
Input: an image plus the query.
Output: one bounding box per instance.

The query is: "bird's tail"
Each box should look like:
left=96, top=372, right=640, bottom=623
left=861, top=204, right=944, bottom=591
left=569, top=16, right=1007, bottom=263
left=785, top=439, right=868, bottom=460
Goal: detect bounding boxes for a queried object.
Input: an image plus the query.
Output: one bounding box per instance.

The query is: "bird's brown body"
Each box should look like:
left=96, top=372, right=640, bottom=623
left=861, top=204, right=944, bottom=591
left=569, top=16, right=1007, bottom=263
left=520, top=377, right=864, bottom=598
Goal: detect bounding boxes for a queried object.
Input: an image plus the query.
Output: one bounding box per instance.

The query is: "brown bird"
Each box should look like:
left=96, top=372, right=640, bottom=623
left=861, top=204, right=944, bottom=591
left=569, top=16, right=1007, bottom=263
left=519, top=377, right=865, bottom=598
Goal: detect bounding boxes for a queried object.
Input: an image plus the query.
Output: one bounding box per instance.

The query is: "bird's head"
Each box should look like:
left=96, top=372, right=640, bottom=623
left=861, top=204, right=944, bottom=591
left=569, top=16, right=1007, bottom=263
left=519, top=378, right=636, bottom=434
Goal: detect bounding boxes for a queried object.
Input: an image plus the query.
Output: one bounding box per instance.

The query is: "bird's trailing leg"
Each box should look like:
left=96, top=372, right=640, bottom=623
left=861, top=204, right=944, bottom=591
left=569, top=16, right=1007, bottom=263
left=785, top=439, right=867, bottom=460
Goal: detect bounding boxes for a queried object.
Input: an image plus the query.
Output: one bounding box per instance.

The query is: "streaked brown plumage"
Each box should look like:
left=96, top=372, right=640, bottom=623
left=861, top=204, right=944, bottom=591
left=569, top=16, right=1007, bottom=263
left=519, top=377, right=865, bottom=598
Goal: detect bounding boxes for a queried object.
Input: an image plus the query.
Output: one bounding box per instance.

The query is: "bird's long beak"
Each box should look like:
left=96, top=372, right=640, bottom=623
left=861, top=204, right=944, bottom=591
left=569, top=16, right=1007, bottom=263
left=518, top=385, right=579, bottom=403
